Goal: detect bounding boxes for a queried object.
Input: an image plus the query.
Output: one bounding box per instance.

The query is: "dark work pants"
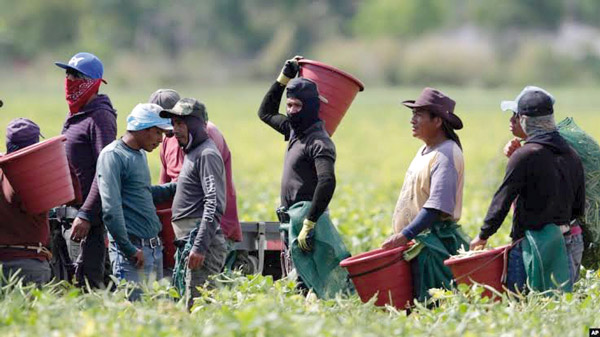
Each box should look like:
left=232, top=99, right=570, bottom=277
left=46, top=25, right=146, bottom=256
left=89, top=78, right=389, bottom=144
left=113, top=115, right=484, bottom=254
left=74, top=224, right=108, bottom=288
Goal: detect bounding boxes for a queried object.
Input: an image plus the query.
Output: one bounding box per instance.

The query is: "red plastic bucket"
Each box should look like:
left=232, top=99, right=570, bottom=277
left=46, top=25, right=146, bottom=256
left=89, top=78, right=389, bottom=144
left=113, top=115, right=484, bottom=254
left=0, top=135, right=74, bottom=213
left=298, top=59, right=365, bottom=136
left=340, top=245, right=412, bottom=309
left=444, top=244, right=510, bottom=298
left=156, top=201, right=176, bottom=269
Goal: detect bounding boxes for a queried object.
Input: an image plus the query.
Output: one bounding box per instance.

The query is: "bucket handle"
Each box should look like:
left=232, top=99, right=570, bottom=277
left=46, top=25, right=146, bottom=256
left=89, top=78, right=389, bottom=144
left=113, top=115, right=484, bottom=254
left=347, top=255, right=404, bottom=279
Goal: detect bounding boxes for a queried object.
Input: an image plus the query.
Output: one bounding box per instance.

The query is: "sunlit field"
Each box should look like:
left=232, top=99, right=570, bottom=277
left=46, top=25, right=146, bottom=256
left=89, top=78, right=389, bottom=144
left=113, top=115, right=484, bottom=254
left=1, top=84, right=600, bottom=336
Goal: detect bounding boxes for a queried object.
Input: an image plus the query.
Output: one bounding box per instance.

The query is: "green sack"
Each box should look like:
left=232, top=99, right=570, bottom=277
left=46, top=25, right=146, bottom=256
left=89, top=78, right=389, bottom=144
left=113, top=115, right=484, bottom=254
left=522, top=224, right=572, bottom=292
left=405, top=221, right=470, bottom=302
left=281, top=201, right=353, bottom=299
left=557, top=117, right=600, bottom=270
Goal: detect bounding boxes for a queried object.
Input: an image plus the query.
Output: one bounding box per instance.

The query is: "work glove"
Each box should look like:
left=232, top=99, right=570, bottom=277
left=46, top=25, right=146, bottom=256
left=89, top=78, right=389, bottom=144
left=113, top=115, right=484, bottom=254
left=297, top=218, right=315, bottom=252
left=276, top=56, right=303, bottom=85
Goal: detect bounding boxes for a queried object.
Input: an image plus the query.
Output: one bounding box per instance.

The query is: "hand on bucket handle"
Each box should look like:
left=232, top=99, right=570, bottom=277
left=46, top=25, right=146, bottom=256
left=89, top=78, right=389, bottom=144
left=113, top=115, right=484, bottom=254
left=298, top=218, right=315, bottom=252
left=382, top=233, right=409, bottom=250
left=469, top=236, right=487, bottom=251
left=277, top=55, right=304, bottom=85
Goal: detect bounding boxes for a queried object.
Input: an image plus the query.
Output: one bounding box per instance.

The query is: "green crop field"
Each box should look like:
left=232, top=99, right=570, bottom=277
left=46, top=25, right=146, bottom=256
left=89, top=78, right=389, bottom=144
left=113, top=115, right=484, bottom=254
left=1, top=84, right=600, bottom=336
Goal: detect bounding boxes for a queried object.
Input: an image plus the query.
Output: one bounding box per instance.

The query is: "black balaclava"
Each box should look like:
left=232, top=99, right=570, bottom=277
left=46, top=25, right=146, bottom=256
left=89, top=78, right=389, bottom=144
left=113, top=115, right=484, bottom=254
left=286, top=78, right=321, bottom=134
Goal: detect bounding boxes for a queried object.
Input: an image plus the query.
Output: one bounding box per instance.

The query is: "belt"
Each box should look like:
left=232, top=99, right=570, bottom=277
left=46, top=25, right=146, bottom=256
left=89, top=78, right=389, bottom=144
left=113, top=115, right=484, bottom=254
left=54, top=206, right=79, bottom=220
left=128, top=235, right=161, bottom=249
left=0, top=243, right=53, bottom=260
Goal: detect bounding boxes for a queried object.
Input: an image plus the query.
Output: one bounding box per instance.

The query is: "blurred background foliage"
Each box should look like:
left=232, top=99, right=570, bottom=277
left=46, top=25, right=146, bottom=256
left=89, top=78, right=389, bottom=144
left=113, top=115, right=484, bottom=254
left=1, top=0, right=600, bottom=87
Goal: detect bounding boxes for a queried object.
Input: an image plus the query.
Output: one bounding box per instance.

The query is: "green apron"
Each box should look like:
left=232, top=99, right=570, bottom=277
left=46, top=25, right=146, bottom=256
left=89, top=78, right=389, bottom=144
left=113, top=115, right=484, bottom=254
left=403, top=220, right=471, bottom=302
left=522, top=224, right=572, bottom=292
left=280, top=201, right=353, bottom=299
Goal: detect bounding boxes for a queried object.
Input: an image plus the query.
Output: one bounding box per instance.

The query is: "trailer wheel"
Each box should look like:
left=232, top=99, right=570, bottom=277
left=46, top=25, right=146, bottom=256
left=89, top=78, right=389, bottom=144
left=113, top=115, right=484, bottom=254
left=231, top=251, right=259, bottom=275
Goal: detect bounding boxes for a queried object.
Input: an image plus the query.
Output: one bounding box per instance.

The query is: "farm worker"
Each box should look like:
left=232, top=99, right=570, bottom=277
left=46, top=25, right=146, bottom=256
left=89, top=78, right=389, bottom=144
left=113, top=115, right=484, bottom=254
left=258, top=57, right=336, bottom=253
left=150, top=89, right=242, bottom=275
left=159, top=98, right=227, bottom=310
left=0, top=119, right=52, bottom=285
left=470, top=87, right=585, bottom=293
left=54, top=52, right=116, bottom=287
left=96, top=103, right=176, bottom=288
left=382, top=87, right=469, bottom=302
left=499, top=86, right=585, bottom=285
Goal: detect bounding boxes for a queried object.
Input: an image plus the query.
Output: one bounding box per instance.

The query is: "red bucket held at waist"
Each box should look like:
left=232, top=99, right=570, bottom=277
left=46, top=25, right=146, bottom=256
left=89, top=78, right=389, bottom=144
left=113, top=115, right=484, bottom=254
left=340, top=245, right=412, bottom=309
left=298, top=59, right=365, bottom=136
left=0, top=135, right=74, bottom=213
left=444, top=244, right=510, bottom=298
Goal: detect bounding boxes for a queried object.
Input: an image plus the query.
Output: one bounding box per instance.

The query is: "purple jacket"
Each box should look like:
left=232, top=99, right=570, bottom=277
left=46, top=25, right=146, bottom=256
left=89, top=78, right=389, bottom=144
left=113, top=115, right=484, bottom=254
left=62, top=94, right=117, bottom=224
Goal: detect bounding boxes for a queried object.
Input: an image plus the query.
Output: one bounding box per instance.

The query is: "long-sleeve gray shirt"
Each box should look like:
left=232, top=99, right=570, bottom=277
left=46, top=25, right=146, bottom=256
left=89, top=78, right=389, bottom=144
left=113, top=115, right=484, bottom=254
left=97, top=139, right=176, bottom=257
left=171, top=138, right=226, bottom=254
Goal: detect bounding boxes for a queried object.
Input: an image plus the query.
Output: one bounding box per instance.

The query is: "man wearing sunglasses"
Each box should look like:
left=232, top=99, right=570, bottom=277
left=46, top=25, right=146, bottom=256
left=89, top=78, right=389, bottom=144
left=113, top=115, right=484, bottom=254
left=54, top=52, right=117, bottom=288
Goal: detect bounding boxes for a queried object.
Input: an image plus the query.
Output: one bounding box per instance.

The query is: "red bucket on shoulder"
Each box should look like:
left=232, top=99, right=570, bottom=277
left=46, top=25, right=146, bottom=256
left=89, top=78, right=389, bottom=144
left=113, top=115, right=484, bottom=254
left=340, top=245, right=413, bottom=309
left=444, top=244, right=510, bottom=298
left=0, top=135, right=74, bottom=213
left=298, top=59, right=365, bottom=136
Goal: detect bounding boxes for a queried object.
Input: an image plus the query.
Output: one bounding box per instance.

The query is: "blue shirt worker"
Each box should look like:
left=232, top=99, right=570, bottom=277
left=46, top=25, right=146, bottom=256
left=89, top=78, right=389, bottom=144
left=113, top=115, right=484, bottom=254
left=97, top=103, right=175, bottom=284
left=159, top=98, right=227, bottom=310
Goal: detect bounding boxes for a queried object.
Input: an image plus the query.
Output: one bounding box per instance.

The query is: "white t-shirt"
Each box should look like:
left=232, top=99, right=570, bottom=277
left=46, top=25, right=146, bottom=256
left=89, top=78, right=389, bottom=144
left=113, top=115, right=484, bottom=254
left=392, top=140, right=464, bottom=234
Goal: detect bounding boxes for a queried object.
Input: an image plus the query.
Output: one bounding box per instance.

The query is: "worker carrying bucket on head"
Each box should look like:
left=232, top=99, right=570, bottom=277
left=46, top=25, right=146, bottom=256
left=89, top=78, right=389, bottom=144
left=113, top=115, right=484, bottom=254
left=257, top=56, right=352, bottom=299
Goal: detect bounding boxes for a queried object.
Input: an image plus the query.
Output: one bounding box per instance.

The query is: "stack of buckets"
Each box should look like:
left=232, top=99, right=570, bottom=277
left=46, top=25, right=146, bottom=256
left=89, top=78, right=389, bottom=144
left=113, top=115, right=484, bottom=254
left=0, top=135, right=74, bottom=213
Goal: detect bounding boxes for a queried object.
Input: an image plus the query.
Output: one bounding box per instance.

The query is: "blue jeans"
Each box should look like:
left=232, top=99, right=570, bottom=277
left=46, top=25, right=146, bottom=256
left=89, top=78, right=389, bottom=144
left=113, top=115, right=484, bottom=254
left=506, top=242, right=527, bottom=293
left=564, top=232, right=584, bottom=284
left=109, top=241, right=163, bottom=284
left=0, top=259, right=51, bottom=285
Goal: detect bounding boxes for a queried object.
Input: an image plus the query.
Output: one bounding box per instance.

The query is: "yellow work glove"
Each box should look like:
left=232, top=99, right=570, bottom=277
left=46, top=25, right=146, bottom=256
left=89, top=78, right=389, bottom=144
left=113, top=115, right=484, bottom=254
left=297, top=218, right=316, bottom=252
left=276, top=56, right=303, bottom=85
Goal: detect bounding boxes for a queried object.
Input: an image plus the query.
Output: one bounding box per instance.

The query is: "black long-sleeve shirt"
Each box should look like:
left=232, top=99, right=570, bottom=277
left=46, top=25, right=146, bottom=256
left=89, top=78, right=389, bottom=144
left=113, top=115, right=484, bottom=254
left=258, top=82, right=336, bottom=222
left=480, top=132, right=585, bottom=240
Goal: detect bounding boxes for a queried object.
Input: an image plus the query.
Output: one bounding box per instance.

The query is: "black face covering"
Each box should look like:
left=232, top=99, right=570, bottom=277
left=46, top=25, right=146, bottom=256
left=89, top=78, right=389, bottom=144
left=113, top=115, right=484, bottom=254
left=286, top=78, right=321, bottom=134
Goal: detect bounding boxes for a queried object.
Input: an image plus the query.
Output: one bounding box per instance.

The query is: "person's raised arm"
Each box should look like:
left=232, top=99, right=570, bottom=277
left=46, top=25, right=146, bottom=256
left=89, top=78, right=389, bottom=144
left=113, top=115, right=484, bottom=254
left=257, top=57, right=302, bottom=137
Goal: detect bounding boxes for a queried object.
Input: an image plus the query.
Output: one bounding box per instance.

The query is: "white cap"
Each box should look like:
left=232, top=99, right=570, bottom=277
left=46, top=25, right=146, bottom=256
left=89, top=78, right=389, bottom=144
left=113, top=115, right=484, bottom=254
left=126, top=103, right=173, bottom=131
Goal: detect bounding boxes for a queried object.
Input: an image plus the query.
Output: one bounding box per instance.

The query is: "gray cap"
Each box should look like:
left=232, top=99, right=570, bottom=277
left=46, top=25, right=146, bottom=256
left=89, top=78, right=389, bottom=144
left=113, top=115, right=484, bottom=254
left=159, top=98, right=208, bottom=122
left=149, top=89, right=180, bottom=110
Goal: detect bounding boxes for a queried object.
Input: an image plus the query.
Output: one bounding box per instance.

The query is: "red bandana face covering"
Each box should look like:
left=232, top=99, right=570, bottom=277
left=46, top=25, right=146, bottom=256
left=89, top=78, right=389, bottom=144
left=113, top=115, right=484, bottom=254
left=65, top=78, right=102, bottom=114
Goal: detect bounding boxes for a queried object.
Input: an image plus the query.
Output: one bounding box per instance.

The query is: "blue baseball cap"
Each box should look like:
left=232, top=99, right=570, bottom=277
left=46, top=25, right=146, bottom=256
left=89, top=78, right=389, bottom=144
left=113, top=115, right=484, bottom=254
left=55, top=52, right=107, bottom=83
left=126, top=103, right=173, bottom=131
